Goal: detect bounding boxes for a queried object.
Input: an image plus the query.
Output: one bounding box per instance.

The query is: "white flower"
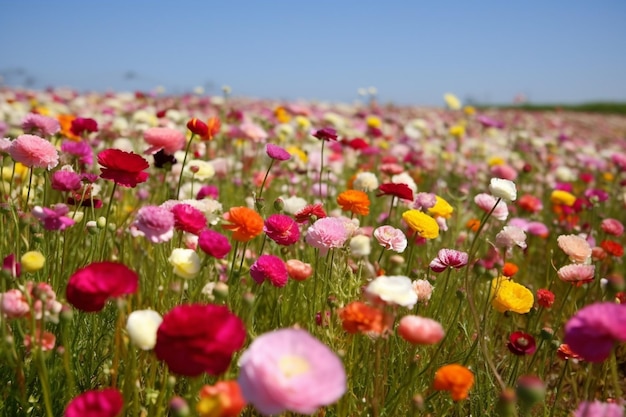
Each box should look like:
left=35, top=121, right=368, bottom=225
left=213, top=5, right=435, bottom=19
left=349, top=235, right=371, bottom=257
left=185, top=159, right=215, bottom=180
left=126, top=310, right=163, bottom=350
left=365, top=275, right=418, bottom=308
left=168, top=248, right=201, bottom=279
left=353, top=172, right=379, bottom=192
left=495, top=226, right=527, bottom=250
left=489, top=178, right=517, bottom=201
left=280, top=196, right=308, bottom=215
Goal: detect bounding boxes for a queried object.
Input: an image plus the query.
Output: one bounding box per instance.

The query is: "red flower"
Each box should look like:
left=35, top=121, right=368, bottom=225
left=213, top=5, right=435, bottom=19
left=536, top=289, right=555, bottom=308
left=600, top=240, right=624, bottom=257
left=64, top=388, right=123, bottom=417
left=345, top=138, right=369, bottom=150
left=70, top=117, right=98, bottom=136
left=507, top=331, right=537, bottom=356
left=98, top=149, right=149, bottom=187
left=154, top=304, right=246, bottom=377
left=377, top=183, right=414, bottom=201
left=294, top=203, right=327, bottom=223
left=187, top=118, right=209, bottom=137
left=312, top=127, right=338, bottom=141
left=66, top=262, right=139, bottom=312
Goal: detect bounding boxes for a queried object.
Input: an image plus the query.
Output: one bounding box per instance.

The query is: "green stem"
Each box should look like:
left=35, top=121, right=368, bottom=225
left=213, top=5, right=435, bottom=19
left=175, top=133, right=196, bottom=199
left=257, top=159, right=274, bottom=202
left=548, top=361, right=569, bottom=417
left=99, top=181, right=118, bottom=261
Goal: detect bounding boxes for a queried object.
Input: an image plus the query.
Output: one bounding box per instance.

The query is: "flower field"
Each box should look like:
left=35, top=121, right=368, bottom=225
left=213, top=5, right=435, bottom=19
left=1, top=87, right=625, bottom=416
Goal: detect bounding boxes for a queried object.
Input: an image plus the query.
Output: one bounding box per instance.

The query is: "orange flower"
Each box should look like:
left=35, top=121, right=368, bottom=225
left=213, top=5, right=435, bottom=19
left=197, top=381, right=245, bottom=417
left=557, top=344, right=583, bottom=361
left=337, top=190, right=370, bottom=216
left=466, top=218, right=480, bottom=232
left=502, top=262, right=519, bottom=277
left=222, top=207, right=264, bottom=242
left=338, top=301, right=387, bottom=335
left=204, top=116, right=221, bottom=141
left=58, top=114, right=81, bottom=141
left=433, top=364, right=474, bottom=401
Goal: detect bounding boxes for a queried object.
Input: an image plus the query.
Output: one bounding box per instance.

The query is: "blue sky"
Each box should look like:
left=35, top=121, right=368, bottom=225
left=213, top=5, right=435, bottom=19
left=2, top=1, right=625, bottom=105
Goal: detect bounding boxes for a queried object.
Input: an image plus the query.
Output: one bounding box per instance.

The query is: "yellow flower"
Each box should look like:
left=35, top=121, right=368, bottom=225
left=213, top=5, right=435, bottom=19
left=488, top=156, right=505, bottom=167
left=366, top=115, right=382, bottom=129
left=295, top=116, right=311, bottom=130
left=449, top=124, right=465, bottom=138
left=550, top=190, right=576, bottom=207
left=463, top=106, right=476, bottom=116
left=603, top=172, right=614, bottom=182
left=21, top=251, right=45, bottom=273
left=444, top=93, right=461, bottom=110
left=490, top=277, right=534, bottom=314
left=274, top=106, right=291, bottom=123
left=402, top=210, right=439, bottom=239
left=428, top=196, right=454, bottom=219
left=286, top=146, right=307, bottom=163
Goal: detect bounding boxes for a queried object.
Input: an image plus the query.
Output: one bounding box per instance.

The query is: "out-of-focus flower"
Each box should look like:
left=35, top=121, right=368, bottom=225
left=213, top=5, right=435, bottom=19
left=601, top=240, right=624, bottom=257
left=266, top=143, right=291, bottom=161
left=197, top=381, right=246, bottom=417
left=377, top=183, right=414, bottom=201
left=312, top=127, right=338, bottom=141
left=238, top=328, right=346, bottom=415
left=536, top=289, right=555, bottom=308
left=61, top=140, right=93, bottom=166
left=285, top=259, right=313, bottom=281
left=564, top=301, right=626, bottom=362
left=557, top=234, right=592, bottom=264
left=264, top=214, right=300, bottom=246
left=187, top=117, right=208, bottom=137
left=443, top=93, right=462, bottom=110
left=427, top=196, right=454, bottom=219
left=502, top=262, right=519, bottom=277
left=337, top=190, right=370, bottom=216
left=97, top=149, right=149, bottom=187
left=557, top=264, right=595, bottom=286
left=130, top=205, right=175, bottom=243
left=557, top=344, right=583, bottom=361
left=518, top=194, right=543, bottom=213
left=489, top=178, right=517, bottom=201
left=168, top=248, right=201, bottom=279
left=2, top=254, right=21, bottom=278
left=474, top=193, right=509, bottom=221
left=204, top=116, right=221, bottom=140
left=32, top=204, right=75, bottom=231
left=280, top=196, right=308, bottom=215
left=294, top=203, right=326, bottom=223
left=1, top=289, right=29, bottom=318
left=9, top=134, right=59, bottom=169
left=373, top=225, right=407, bottom=253
left=172, top=203, right=206, bottom=235
left=398, top=315, right=445, bottom=345
left=495, top=226, right=527, bottom=251
left=64, top=388, right=123, bottom=417
left=402, top=210, right=439, bottom=239
left=21, top=251, right=45, bottom=273
left=70, top=117, right=98, bottom=136
left=349, top=235, right=371, bottom=257
left=51, top=170, right=82, bottom=192
left=305, top=217, right=349, bottom=256
left=551, top=190, right=576, bottom=206
left=601, top=218, right=624, bottom=236
left=338, top=301, right=388, bottom=335
left=412, top=279, right=434, bottom=303
left=154, top=304, right=245, bottom=376
left=414, top=192, right=437, bottom=210
left=126, top=309, right=163, bottom=350
left=250, top=255, right=289, bottom=288
left=144, top=127, right=186, bottom=155
left=573, top=401, right=624, bottom=417
left=66, top=262, right=138, bottom=312
left=429, top=248, right=468, bottom=273
left=24, top=327, right=56, bottom=351
left=507, top=331, right=537, bottom=355
left=515, top=376, right=546, bottom=408
left=222, top=207, right=264, bottom=242
left=353, top=172, right=379, bottom=192
left=491, top=277, right=534, bottom=314
left=185, top=159, right=215, bottom=180
left=365, top=275, right=418, bottom=308
left=433, top=364, right=474, bottom=401
left=22, top=113, right=60, bottom=136
left=198, top=229, right=231, bottom=259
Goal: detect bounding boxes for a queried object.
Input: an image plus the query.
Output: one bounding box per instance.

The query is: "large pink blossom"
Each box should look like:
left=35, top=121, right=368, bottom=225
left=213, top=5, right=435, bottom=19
left=557, top=264, right=595, bottom=286
left=557, top=234, right=591, bottom=263
left=143, top=127, right=186, bottom=155
left=22, top=113, right=60, bottom=136
left=305, top=217, right=349, bottom=256
left=250, top=255, right=289, bottom=288
left=264, top=214, right=300, bottom=246
left=373, top=225, right=407, bottom=253
left=600, top=218, right=624, bottom=236
left=9, top=134, right=59, bottom=169
left=130, top=206, right=175, bottom=243
left=64, top=388, right=123, bottom=417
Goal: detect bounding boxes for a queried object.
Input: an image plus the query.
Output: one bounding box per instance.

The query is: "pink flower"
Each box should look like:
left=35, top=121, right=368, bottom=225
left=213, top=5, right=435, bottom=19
left=1, top=289, right=29, bottom=318
left=490, top=164, right=517, bottom=181
left=601, top=218, right=624, bottom=236
left=64, top=388, right=123, bottom=417
left=22, top=113, right=60, bottom=136
left=564, top=302, right=626, bottom=362
left=130, top=206, right=175, bottom=243
left=373, top=225, right=407, bottom=253
left=557, top=234, right=592, bottom=263
left=196, top=185, right=219, bottom=200
left=9, top=134, right=59, bottom=169
left=413, top=192, right=437, bottom=210
left=495, top=226, right=527, bottom=250
left=429, top=248, right=469, bottom=273
left=574, top=401, right=624, bottom=417
left=250, top=255, right=289, bottom=287
left=238, top=328, right=346, bottom=415
left=2, top=254, right=20, bottom=278
left=32, top=204, right=75, bottom=231
left=474, top=193, right=509, bottom=221
left=266, top=143, right=291, bottom=161
left=264, top=214, right=300, bottom=246
left=143, top=127, right=186, bottom=155
left=239, top=121, right=268, bottom=142
left=24, top=328, right=56, bottom=351
left=305, top=217, right=349, bottom=256
left=198, top=229, right=231, bottom=259
left=526, top=221, right=549, bottom=238
left=51, top=170, right=82, bottom=191
left=412, top=279, right=434, bottom=303
left=61, top=140, right=93, bottom=166
left=398, top=315, right=445, bottom=345
left=312, top=127, right=338, bottom=141
left=171, top=203, right=206, bottom=235
left=557, top=264, right=595, bottom=286
left=286, top=259, right=313, bottom=281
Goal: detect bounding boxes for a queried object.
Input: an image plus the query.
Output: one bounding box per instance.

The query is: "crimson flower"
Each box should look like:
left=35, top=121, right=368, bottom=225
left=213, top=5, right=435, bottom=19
left=507, top=331, right=537, bottom=356
left=98, top=149, right=149, bottom=187
left=64, top=388, right=123, bottom=417
left=294, top=203, right=327, bottom=223
left=70, top=117, right=98, bottom=136
left=66, top=262, right=139, bottom=312
left=187, top=117, right=209, bottom=137
left=377, top=183, right=414, bottom=201
left=154, top=304, right=246, bottom=376
left=312, top=127, right=338, bottom=141
left=345, top=138, right=369, bottom=150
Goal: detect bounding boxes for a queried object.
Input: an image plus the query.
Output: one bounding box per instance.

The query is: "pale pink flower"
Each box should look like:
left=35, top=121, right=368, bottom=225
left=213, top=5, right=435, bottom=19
left=557, top=234, right=592, bottom=264
left=130, top=206, right=175, bottom=243
left=600, top=218, right=624, bottom=236
left=9, top=134, right=59, bottom=169
left=474, top=193, right=509, bottom=221
left=413, top=192, right=437, bottom=210
left=0, top=138, right=12, bottom=154
left=429, top=248, right=469, bottom=273
left=239, top=121, right=268, bottom=142
left=305, top=217, right=349, bottom=256
left=1, top=289, right=30, bottom=318
left=22, top=113, right=60, bottom=136
left=144, top=127, right=186, bottom=155
left=366, top=275, right=417, bottom=308
left=238, top=328, right=346, bottom=415
left=373, top=225, right=407, bottom=253
left=398, top=315, right=445, bottom=345
left=25, top=282, right=63, bottom=323
left=557, top=264, right=595, bottom=286
left=495, top=226, right=527, bottom=250
left=574, top=400, right=624, bottom=417
left=412, top=279, right=434, bottom=303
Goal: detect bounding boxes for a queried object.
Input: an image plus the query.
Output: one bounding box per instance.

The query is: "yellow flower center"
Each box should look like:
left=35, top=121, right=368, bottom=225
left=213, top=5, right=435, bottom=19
left=279, top=355, right=310, bottom=378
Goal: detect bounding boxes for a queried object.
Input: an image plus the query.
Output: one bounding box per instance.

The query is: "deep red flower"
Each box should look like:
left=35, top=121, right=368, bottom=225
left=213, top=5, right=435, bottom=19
left=171, top=203, right=207, bottom=235
left=377, top=183, right=414, bottom=201
left=154, top=304, right=246, bottom=377
left=97, top=149, right=149, bottom=187
left=187, top=117, right=209, bottom=137
left=600, top=240, right=624, bottom=257
left=507, top=331, right=537, bottom=356
left=345, top=138, right=369, bottom=150
left=536, top=289, right=555, bottom=308
left=64, top=388, right=123, bottom=417
left=294, top=203, right=327, bottom=223
left=66, top=262, right=139, bottom=312
left=70, top=117, right=98, bottom=136
left=312, top=127, right=338, bottom=141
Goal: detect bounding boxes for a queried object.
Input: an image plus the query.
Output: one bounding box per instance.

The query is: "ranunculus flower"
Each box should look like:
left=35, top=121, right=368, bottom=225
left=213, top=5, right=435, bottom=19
left=429, top=248, right=468, bottom=273
left=9, top=134, right=59, bottom=169
left=490, top=277, right=534, bottom=314
left=433, top=364, right=474, bottom=401
left=250, top=255, right=289, bottom=287
left=398, top=315, right=445, bottom=345
left=222, top=206, right=264, bottom=242
left=557, top=234, right=592, bottom=264
left=32, top=204, right=75, bottom=231
left=97, top=149, right=150, bottom=187
left=600, top=218, right=624, bottom=236
left=143, top=127, right=186, bottom=155
left=349, top=235, right=371, bottom=257
left=489, top=178, right=517, bottom=201
left=285, top=259, right=313, bottom=281
left=172, top=203, right=207, bottom=235
left=305, top=217, right=349, bottom=256
left=238, top=328, right=346, bottom=415
left=376, top=183, right=414, bottom=201
left=154, top=304, right=245, bottom=376
left=168, top=248, right=201, bottom=279
left=51, top=170, right=82, bottom=192
left=338, top=301, right=388, bottom=336
left=266, top=143, right=291, bottom=161
left=22, top=113, right=60, bottom=137
left=129, top=205, right=175, bottom=243
left=198, top=229, right=231, bottom=259
left=126, top=309, right=163, bottom=350
left=474, top=193, right=509, bottom=221
left=495, top=226, right=527, bottom=251
left=573, top=400, right=624, bottom=417
left=1, top=289, right=30, bottom=318
left=66, top=262, right=139, bottom=312
left=197, top=381, right=246, bottom=417
left=373, top=225, right=407, bottom=253
left=507, top=331, right=537, bottom=355
left=264, top=214, right=300, bottom=246
left=336, top=189, right=370, bottom=216
left=21, top=251, right=45, bottom=273
left=557, top=264, right=595, bottom=286
left=365, top=275, right=418, bottom=308
left=402, top=210, right=439, bottom=239
left=64, top=388, right=123, bottom=417
left=312, top=127, right=338, bottom=141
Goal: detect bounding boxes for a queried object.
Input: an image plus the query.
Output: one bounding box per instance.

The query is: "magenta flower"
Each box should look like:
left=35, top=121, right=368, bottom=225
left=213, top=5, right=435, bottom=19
left=250, top=255, right=289, bottom=287
left=61, top=140, right=93, bottom=166
left=129, top=206, right=175, bottom=243
left=171, top=203, right=207, bottom=235
left=198, top=229, right=231, bottom=259
left=373, top=225, right=407, bottom=253
left=305, top=217, right=349, bottom=256
left=143, top=127, right=186, bottom=155
left=51, top=170, right=82, bottom=192
left=2, top=254, right=21, bottom=278
left=574, top=401, right=624, bottom=417
left=70, top=117, right=98, bottom=136
left=474, top=193, right=509, bottom=221
left=22, top=113, right=60, bottom=137
left=312, top=127, right=338, bottom=141
left=9, top=134, right=59, bottom=170
left=564, top=302, right=626, bottom=362
left=196, top=185, right=219, bottom=200
left=64, top=388, right=123, bottom=417
left=32, top=204, right=75, bottom=231
left=266, top=143, right=291, bottom=161
left=264, top=214, right=300, bottom=246
left=238, top=328, right=346, bottom=415
left=413, top=192, right=437, bottom=210
left=429, top=248, right=469, bottom=273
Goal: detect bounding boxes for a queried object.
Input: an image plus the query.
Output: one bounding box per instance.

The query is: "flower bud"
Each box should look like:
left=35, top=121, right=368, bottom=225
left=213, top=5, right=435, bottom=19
left=96, top=216, right=107, bottom=229
left=169, top=396, right=190, bottom=417
left=516, top=375, right=545, bottom=407
left=187, top=118, right=209, bottom=137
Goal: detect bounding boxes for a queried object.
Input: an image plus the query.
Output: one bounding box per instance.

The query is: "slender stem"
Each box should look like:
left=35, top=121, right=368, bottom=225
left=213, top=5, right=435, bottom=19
left=548, top=361, right=569, bottom=417
left=228, top=241, right=240, bottom=283
left=257, top=160, right=274, bottom=202
left=610, top=349, right=623, bottom=401
left=99, top=181, right=118, bottom=261
left=318, top=139, right=326, bottom=199
left=24, top=168, right=34, bottom=212
left=37, top=347, right=54, bottom=417
left=175, top=133, right=196, bottom=199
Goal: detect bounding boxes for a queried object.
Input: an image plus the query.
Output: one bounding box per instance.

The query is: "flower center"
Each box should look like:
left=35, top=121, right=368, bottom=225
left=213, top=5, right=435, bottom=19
left=278, top=355, right=310, bottom=378
left=517, top=337, right=529, bottom=347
